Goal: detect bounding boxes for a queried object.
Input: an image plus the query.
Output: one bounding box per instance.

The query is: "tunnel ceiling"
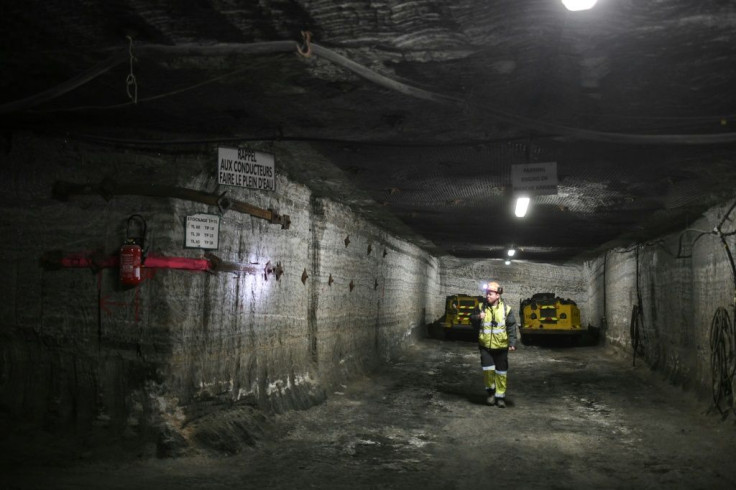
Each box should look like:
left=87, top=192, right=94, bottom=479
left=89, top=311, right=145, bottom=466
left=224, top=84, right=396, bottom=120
left=3, top=0, right=736, bottom=263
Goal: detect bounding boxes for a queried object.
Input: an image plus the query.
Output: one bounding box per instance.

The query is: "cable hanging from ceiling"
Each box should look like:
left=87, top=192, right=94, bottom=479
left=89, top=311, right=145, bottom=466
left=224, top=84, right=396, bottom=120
left=667, top=199, right=736, bottom=418
left=125, top=35, right=138, bottom=104
left=3, top=33, right=736, bottom=146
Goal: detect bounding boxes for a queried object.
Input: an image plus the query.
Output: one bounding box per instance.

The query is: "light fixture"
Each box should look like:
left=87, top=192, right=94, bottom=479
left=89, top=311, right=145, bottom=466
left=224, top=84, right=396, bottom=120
left=504, top=260, right=511, bottom=266
left=515, top=196, right=530, bottom=218
left=507, top=248, right=516, bottom=257
left=561, top=0, right=597, bottom=11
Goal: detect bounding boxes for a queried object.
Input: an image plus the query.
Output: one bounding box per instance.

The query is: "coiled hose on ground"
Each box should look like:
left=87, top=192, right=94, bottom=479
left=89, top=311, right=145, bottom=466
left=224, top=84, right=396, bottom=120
left=710, top=307, right=736, bottom=418
left=630, top=304, right=645, bottom=367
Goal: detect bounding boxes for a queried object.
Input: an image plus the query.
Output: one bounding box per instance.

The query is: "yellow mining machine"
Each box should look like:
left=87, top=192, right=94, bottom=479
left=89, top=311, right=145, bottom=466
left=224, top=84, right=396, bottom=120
left=432, top=294, right=484, bottom=339
left=519, top=293, right=586, bottom=345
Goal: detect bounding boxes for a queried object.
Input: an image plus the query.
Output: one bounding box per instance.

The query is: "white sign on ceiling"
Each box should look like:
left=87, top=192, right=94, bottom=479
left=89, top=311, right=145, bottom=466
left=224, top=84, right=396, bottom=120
left=511, top=162, right=558, bottom=196
left=217, top=147, right=275, bottom=191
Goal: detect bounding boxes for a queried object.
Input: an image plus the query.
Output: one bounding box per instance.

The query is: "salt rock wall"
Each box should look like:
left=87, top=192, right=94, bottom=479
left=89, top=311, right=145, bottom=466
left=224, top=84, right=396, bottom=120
left=0, top=133, right=440, bottom=456
left=584, top=199, right=736, bottom=398
left=309, top=198, right=442, bottom=380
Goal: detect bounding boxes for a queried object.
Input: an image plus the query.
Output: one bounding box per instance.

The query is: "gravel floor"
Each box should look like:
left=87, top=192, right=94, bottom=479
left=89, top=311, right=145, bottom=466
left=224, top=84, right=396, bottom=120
left=4, top=334, right=736, bottom=489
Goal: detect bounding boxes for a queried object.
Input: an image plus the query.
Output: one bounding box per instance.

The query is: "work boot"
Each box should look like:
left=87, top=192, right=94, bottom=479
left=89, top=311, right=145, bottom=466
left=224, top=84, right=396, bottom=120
left=486, top=394, right=495, bottom=406
left=496, top=398, right=506, bottom=408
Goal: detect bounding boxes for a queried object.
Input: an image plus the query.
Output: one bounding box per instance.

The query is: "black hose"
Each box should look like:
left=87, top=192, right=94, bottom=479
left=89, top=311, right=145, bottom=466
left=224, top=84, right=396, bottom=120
left=630, top=304, right=644, bottom=367
left=709, top=307, right=735, bottom=418
left=631, top=245, right=646, bottom=366
left=709, top=200, right=736, bottom=418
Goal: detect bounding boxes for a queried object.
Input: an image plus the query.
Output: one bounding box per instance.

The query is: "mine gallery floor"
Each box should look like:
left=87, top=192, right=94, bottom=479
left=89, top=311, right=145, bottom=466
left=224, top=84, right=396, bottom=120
left=4, top=334, right=736, bottom=489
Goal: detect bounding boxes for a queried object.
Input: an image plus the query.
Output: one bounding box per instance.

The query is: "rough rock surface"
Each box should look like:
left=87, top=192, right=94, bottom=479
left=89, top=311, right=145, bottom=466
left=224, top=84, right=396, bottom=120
left=4, top=334, right=735, bottom=489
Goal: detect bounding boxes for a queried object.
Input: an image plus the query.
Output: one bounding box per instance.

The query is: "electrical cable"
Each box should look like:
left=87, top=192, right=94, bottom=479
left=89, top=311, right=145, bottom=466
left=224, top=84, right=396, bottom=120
left=717, top=200, right=736, bottom=237
left=614, top=240, right=667, bottom=255
left=35, top=65, right=256, bottom=113
left=601, top=250, right=607, bottom=338
left=661, top=199, right=736, bottom=416
left=3, top=41, right=297, bottom=115
left=0, top=53, right=128, bottom=114
left=62, top=131, right=556, bottom=149
left=125, top=36, right=138, bottom=104
left=676, top=228, right=716, bottom=259
left=706, top=198, right=736, bottom=418
left=630, top=304, right=644, bottom=367
left=631, top=244, right=646, bottom=366
left=715, top=199, right=736, bottom=292
left=309, top=43, right=462, bottom=106
left=4, top=39, right=736, bottom=146
left=709, top=307, right=735, bottom=418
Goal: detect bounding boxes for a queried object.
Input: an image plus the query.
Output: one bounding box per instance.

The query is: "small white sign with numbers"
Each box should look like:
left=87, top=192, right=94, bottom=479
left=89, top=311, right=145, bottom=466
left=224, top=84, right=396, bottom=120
left=185, top=214, right=220, bottom=250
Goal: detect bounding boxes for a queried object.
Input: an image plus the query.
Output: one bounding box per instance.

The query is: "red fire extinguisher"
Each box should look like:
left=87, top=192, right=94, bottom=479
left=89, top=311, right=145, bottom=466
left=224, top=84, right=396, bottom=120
left=120, top=215, right=146, bottom=286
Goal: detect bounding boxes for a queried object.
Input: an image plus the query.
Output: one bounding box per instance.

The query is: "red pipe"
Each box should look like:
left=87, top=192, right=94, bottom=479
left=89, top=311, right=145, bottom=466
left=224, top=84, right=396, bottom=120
left=56, top=253, right=211, bottom=271
left=143, top=255, right=210, bottom=271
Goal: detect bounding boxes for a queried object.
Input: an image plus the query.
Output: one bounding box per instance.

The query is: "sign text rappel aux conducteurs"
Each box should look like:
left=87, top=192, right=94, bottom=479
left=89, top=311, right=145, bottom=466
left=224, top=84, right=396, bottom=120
left=218, top=147, right=275, bottom=191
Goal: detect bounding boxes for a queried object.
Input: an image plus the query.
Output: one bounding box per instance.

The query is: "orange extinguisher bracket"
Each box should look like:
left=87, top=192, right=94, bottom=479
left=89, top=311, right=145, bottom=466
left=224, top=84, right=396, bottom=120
left=120, top=215, right=147, bottom=287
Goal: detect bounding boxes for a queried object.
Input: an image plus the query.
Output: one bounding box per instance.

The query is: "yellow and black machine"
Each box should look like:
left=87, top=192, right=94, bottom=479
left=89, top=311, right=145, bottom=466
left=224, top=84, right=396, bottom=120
left=519, top=293, right=586, bottom=344
left=435, top=294, right=484, bottom=339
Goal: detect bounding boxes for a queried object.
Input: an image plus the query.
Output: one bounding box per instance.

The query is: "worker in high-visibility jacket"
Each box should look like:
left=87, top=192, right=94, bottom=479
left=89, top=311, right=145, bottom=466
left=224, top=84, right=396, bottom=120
left=471, top=281, right=517, bottom=408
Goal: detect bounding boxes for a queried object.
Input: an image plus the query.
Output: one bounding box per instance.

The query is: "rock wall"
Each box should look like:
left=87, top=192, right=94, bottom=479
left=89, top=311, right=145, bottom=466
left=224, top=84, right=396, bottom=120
left=8, top=129, right=731, bottom=456
left=584, top=200, right=736, bottom=399
left=0, top=132, right=441, bottom=455
left=309, top=198, right=442, bottom=376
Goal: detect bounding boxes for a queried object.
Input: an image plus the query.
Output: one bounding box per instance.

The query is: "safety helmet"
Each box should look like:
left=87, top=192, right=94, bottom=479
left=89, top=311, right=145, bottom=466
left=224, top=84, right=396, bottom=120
left=484, top=281, right=503, bottom=294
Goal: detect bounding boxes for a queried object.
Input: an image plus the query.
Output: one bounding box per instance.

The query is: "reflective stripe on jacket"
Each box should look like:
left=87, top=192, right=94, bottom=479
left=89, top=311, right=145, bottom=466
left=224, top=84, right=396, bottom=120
left=478, top=300, right=515, bottom=349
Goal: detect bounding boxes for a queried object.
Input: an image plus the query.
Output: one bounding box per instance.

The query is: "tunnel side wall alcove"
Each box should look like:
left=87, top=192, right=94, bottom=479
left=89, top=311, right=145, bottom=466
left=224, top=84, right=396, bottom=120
left=0, top=132, right=442, bottom=456
left=584, top=199, right=736, bottom=400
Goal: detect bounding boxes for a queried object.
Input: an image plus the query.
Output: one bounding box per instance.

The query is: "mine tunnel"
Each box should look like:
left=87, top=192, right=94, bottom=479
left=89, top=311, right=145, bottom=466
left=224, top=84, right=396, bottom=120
left=3, top=1, right=736, bottom=488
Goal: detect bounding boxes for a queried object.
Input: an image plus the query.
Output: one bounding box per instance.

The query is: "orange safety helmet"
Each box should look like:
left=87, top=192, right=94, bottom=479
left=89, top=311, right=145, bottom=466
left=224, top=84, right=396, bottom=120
left=484, top=281, right=504, bottom=295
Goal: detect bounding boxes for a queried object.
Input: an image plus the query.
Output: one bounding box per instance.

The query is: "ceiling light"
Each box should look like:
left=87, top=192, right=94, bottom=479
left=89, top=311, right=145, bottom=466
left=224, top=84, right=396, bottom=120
left=515, top=197, right=530, bottom=218
left=507, top=248, right=516, bottom=257
left=561, top=0, right=597, bottom=11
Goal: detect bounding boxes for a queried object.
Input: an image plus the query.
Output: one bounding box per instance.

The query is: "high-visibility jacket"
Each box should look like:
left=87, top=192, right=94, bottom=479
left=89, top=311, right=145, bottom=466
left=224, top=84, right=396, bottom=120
left=477, top=300, right=517, bottom=349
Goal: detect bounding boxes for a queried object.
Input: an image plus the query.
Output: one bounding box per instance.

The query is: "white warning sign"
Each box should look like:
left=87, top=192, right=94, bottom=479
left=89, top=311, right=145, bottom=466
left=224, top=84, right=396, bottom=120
left=217, top=147, right=275, bottom=191
left=185, top=214, right=220, bottom=250
left=511, top=162, right=558, bottom=196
